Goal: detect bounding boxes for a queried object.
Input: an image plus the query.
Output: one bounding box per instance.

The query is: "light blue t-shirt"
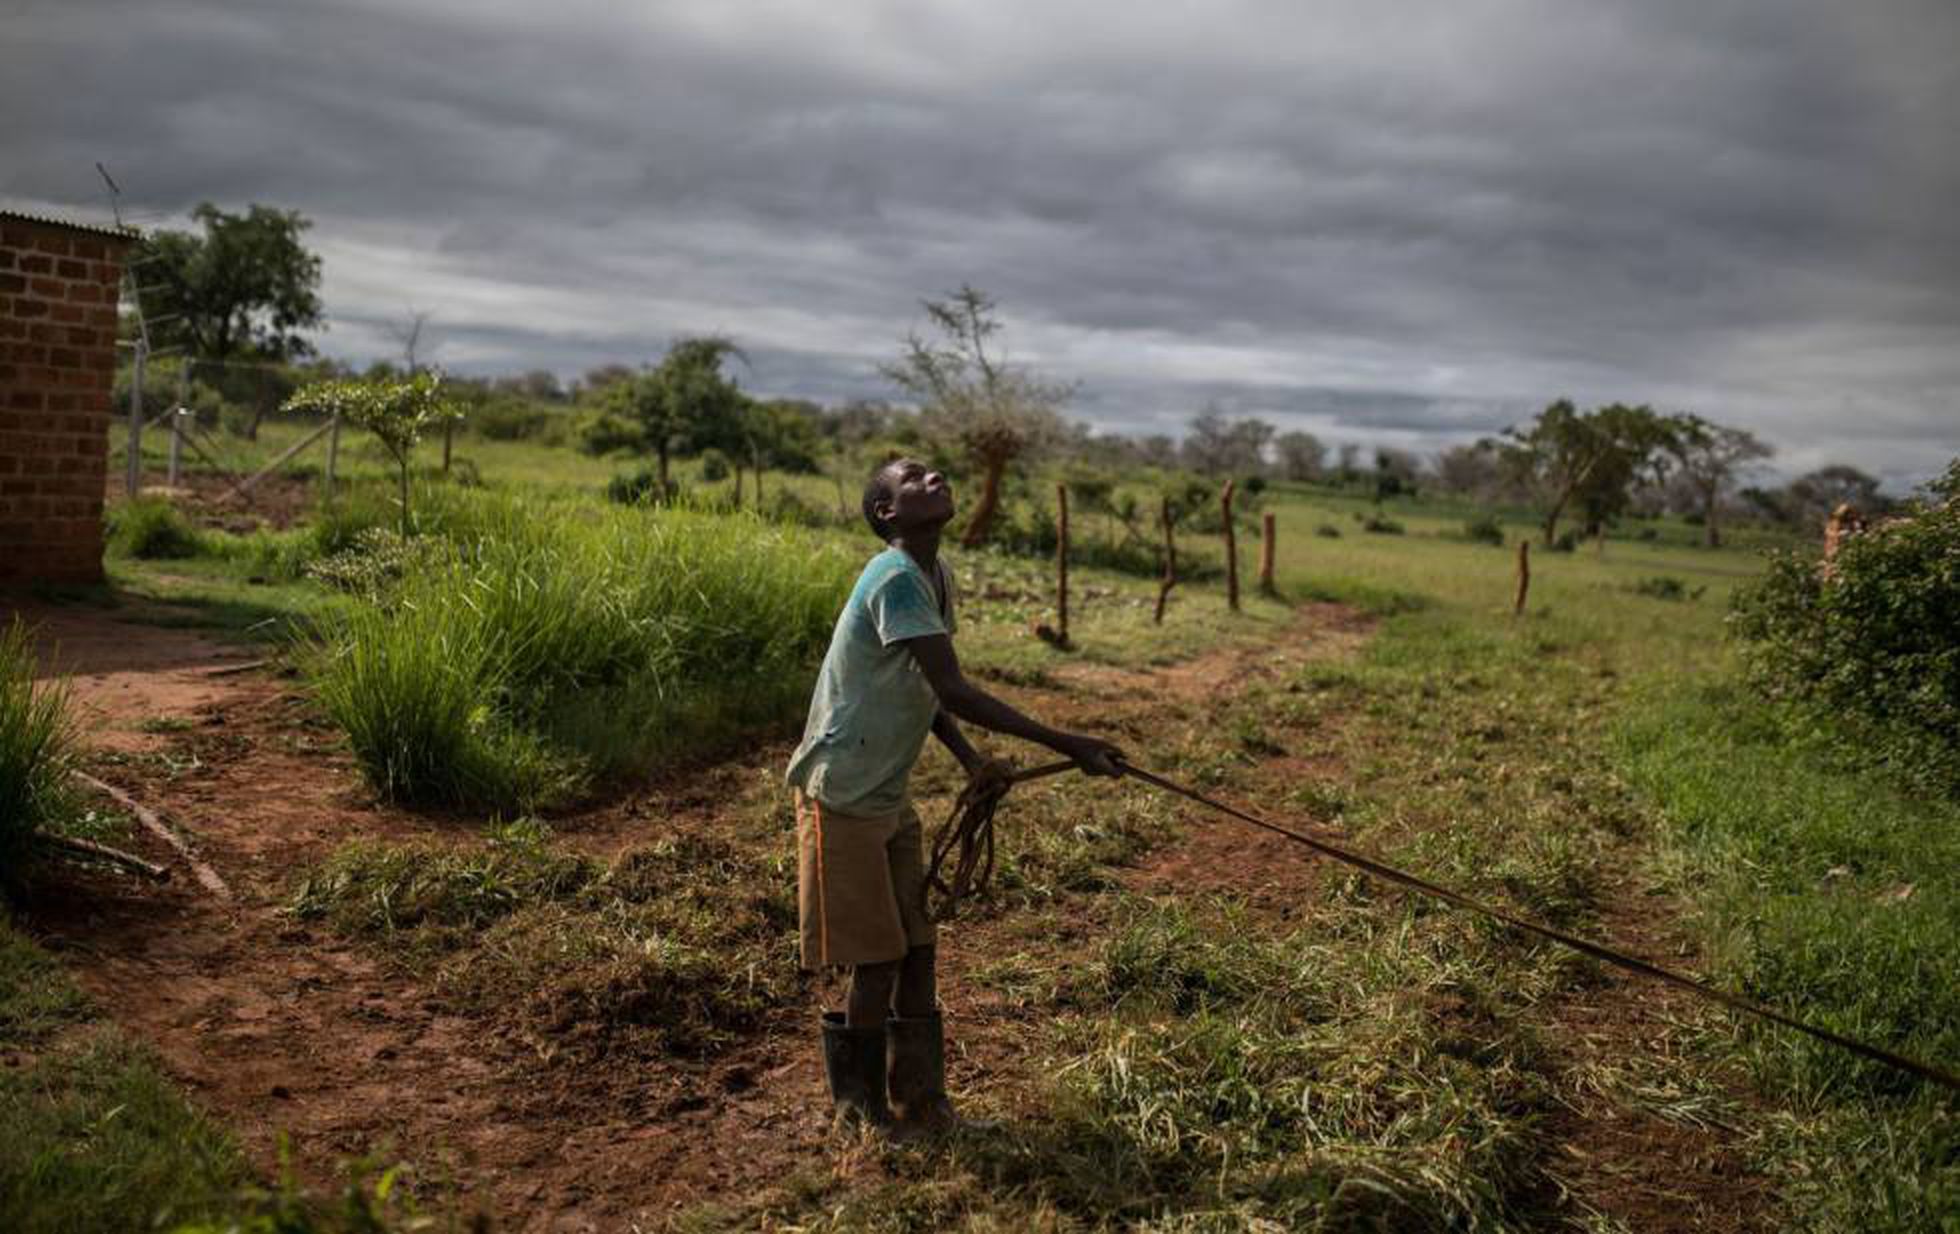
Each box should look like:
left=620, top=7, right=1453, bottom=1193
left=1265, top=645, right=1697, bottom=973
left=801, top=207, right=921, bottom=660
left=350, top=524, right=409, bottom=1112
left=785, top=547, right=957, bottom=815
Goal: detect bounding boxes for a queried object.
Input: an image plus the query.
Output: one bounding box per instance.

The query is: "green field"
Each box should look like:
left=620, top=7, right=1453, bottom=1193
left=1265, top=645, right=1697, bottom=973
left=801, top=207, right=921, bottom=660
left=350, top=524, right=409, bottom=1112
left=5, top=429, right=1953, bottom=1231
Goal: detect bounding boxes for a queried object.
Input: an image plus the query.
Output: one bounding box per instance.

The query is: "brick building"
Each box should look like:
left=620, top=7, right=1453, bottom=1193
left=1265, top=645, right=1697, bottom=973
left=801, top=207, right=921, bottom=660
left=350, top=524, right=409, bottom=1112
left=0, top=210, right=137, bottom=586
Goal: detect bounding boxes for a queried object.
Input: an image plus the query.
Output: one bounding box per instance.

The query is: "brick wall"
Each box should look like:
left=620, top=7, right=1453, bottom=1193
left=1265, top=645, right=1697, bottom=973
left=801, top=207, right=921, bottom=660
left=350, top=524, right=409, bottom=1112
left=0, top=214, right=133, bottom=586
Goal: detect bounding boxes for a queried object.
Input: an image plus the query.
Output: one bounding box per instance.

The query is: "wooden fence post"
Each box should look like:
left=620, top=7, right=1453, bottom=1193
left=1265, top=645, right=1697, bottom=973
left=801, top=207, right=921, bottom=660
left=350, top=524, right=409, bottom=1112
left=1154, top=497, right=1177, bottom=625
left=1055, top=483, right=1070, bottom=646
left=1513, top=539, right=1531, bottom=617
left=1221, top=479, right=1240, bottom=612
left=1259, top=511, right=1277, bottom=597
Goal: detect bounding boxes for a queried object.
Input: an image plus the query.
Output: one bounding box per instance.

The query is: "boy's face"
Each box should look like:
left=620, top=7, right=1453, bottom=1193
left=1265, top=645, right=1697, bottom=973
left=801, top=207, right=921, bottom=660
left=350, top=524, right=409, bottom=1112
left=878, top=458, right=955, bottom=532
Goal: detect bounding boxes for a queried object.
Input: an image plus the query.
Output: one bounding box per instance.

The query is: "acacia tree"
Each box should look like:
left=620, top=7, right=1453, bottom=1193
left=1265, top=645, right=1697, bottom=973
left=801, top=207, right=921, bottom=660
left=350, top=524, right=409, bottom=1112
left=284, top=372, right=464, bottom=536
left=609, top=337, right=749, bottom=493
left=1274, top=431, right=1326, bottom=482
left=882, top=286, right=1070, bottom=547
left=1494, top=400, right=1679, bottom=545
left=137, top=203, right=324, bottom=438
left=1671, top=417, right=1773, bottom=546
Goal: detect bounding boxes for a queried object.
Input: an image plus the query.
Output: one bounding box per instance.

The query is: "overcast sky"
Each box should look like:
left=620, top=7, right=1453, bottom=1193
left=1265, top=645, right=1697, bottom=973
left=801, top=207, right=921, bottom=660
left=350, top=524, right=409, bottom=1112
left=6, top=0, right=1956, bottom=485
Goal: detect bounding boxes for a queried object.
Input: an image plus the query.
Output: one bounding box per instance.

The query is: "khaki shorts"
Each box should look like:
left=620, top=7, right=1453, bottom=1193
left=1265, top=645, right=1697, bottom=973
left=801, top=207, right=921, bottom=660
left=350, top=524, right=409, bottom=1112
left=796, top=793, right=936, bottom=970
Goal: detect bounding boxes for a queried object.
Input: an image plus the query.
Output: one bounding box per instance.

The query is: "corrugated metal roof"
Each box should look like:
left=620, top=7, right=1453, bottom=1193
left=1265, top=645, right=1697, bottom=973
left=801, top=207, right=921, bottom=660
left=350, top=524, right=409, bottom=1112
left=0, top=208, right=140, bottom=243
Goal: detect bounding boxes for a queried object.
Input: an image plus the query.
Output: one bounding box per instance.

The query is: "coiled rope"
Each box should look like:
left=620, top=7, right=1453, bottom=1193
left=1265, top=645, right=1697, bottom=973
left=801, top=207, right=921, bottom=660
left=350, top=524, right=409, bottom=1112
left=924, top=757, right=1960, bottom=1093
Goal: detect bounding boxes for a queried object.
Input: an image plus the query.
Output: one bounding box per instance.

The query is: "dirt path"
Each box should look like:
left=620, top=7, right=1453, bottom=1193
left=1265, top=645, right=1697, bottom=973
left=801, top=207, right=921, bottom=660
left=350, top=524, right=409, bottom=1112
left=11, top=597, right=1766, bottom=1230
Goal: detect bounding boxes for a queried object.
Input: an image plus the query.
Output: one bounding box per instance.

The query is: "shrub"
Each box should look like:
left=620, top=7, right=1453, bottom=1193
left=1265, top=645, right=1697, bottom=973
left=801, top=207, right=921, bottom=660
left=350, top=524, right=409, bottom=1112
left=105, top=497, right=203, bottom=560
left=1730, top=460, right=1960, bottom=795
left=1549, top=530, right=1579, bottom=552
left=1461, top=514, right=1505, bottom=546
left=605, top=467, right=679, bottom=506
left=1362, top=515, right=1405, bottom=535
left=469, top=396, right=555, bottom=441
left=0, top=622, right=75, bottom=874
left=697, top=449, right=731, bottom=482
left=1315, top=524, right=1342, bottom=539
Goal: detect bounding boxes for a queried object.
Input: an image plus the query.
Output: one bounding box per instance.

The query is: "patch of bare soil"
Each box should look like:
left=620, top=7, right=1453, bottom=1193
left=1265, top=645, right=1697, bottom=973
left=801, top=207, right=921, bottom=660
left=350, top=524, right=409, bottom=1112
left=7, top=596, right=1766, bottom=1230
left=121, top=466, right=323, bottom=532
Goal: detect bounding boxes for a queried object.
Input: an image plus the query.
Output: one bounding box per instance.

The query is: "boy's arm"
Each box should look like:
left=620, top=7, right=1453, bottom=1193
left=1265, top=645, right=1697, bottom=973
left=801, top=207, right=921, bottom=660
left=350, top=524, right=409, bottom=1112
left=930, top=709, right=983, bottom=771
left=905, top=634, right=1124, bottom=776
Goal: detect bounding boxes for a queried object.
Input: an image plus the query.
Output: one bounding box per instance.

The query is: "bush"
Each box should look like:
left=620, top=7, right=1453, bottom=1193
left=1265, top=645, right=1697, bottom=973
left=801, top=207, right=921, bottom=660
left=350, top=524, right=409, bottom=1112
left=0, top=622, right=75, bottom=874
left=576, top=412, right=642, bottom=457
left=697, top=449, right=731, bottom=482
left=469, top=396, right=555, bottom=441
left=104, top=498, right=204, bottom=560
left=1461, top=515, right=1504, bottom=546
left=1362, top=515, right=1404, bottom=535
left=1730, top=460, right=1960, bottom=796
left=1315, top=524, right=1342, bottom=539
left=306, top=493, right=856, bottom=810
left=1549, top=530, right=1579, bottom=552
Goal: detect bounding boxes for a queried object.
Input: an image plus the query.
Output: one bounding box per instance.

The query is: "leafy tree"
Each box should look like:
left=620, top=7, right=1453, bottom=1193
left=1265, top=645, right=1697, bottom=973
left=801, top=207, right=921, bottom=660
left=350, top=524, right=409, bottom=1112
left=1182, top=408, right=1275, bottom=477
left=1434, top=442, right=1506, bottom=497
left=283, top=372, right=464, bottom=535
left=1670, top=417, right=1773, bottom=546
left=1372, top=447, right=1422, bottom=504
left=1273, top=431, right=1326, bottom=482
left=608, top=337, right=749, bottom=493
left=135, top=203, right=324, bottom=437
left=882, top=286, right=1070, bottom=547
left=1494, top=400, right=1680, bottom=545
left=1787, top=464, right=1885, bottom=529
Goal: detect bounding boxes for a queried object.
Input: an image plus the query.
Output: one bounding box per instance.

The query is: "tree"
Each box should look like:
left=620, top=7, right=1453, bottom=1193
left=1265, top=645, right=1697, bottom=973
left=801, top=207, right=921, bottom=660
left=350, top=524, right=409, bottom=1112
left=1183, top=408, right=1275, bottom=477
left=608, top=337, right=749, bottom=493
left=1434, top=442, right=1505, bottom=497
left=1493, top=400, right=1680, bottom=545
left=136, top=203, right=324, bottom=438
left=1787, top=464, right=1884, bottom=528
left=1373, top=447, right=1422, bottom=504
left=1274, top=431, right=1326, bottom=482
left=882, top=286, right=1070, bottom=547
left=1671, top=417, right=1773, bottom=546
left=283, top=372, right=464, bottom=536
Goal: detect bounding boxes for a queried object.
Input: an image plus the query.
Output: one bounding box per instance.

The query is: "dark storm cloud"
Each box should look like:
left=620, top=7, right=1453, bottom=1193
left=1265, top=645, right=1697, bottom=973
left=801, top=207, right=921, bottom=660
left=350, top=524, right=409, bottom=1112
left=5, top=0, right=1956, bottom=483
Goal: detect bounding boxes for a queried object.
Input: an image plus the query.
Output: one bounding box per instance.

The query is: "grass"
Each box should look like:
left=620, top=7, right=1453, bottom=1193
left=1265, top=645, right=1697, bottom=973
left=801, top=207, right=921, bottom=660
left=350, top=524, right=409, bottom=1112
left=104, top=495, right=206, bottom=560
left=63, top=423, right=1960, bottom=1226
left=0, top=910, right=249, bottom=1233
left=304, top=490, right=858, bottom=810
left=291, top=817, right=802, bottom=1060
left=1617, top=684, right=1960, bottom=1229
left=0, top=621, right=78, bottom=878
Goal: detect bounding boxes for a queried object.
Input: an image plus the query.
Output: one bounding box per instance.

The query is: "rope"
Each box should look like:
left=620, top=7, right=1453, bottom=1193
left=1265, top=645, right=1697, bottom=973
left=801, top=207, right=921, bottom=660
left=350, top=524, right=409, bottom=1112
left=925, top=757, right=1960, bottom=1092
left=925, top=759, right=1076, bottom=922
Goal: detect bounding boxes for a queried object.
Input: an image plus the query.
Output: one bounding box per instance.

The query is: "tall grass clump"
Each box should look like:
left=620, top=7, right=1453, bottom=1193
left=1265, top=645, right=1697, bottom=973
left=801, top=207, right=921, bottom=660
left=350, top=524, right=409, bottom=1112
left=307, top=491, right=855, bottom=810
left=104, top=497, right=204, bottom=560
left=0, top=622, right=76, bottom=874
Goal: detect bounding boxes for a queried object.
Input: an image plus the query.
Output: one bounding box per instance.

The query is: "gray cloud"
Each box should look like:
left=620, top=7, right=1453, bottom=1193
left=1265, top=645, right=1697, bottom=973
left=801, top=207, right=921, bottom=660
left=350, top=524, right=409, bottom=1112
left=5, top=0, right=1956, bottom=487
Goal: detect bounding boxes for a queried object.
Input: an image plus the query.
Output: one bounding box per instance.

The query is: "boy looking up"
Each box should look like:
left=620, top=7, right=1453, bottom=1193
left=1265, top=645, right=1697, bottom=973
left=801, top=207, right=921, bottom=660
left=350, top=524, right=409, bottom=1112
left=787, top=457, right=1123, bottom=1136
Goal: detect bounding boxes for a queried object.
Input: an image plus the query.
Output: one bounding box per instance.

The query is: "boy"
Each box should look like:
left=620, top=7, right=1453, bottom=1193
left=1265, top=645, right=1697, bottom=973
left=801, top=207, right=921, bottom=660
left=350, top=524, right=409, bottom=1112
left=786, top=457, right=1124, bottom=1136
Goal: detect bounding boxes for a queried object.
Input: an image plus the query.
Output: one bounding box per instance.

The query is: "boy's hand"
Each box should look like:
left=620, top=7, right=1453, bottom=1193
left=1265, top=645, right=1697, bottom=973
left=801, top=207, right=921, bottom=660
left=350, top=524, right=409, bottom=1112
left=1058, top=733, right=1126, bottom=778
left=967, top=755, right=1016, bottom=794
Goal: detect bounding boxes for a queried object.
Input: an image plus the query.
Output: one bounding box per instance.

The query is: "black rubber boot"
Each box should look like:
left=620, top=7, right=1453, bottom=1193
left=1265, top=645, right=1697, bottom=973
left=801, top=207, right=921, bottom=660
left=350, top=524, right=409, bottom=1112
left=887, top=1011, right=962, bottom=1137
left=821, top=1011, right=892, bottom=1134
